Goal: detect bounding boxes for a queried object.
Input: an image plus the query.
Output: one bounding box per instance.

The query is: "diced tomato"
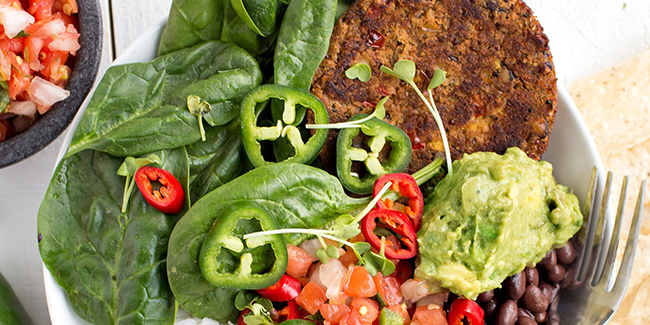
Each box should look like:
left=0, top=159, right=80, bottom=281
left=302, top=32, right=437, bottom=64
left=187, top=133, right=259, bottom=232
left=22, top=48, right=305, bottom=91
left=7, top=52, right=31, bottom=99
left=0, top=37, right=24, bottom=54
left=295, top=282, right=327, bottom=315
left=28, top=0, right=54, bottom=21
left=25, top=16, right=65, bottom=39
left=385, top=305, right=410, bottom=325
left=286, top=244, right=314, bottom=279
left=320, top=304, right=351, bottom=325
left=348, top=298, right=379, bottom=325
left=339, top=248, right=359, bottom=268
left=23, top=36, right=43, bottom=70
left=0, top=50, right=11, bottom=80
left=39, top=49, right=68, bottom=84
left=411, top=305, right=449, bottom=325
left=344, top=266, right=377, bottom=298
left=52, top=11, right=77, bottom=28
left=373, top=274, right=403, bottom=306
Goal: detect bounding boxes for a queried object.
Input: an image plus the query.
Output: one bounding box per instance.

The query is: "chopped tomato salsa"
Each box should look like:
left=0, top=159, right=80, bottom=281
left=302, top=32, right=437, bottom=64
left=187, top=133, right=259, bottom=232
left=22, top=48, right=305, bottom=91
left=0, top=0, right=78, bottom=141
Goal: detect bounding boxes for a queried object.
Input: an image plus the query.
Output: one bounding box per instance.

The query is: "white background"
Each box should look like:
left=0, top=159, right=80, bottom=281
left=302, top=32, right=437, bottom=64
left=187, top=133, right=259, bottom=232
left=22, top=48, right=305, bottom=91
left=0, top=0, right=648, bottom=324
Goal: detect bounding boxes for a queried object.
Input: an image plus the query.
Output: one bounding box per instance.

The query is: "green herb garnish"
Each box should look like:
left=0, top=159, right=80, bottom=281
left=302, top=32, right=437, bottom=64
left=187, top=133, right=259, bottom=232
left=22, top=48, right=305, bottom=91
left=381, top=60, right=453, bottom=176
left=117, top=154, right=161, bottom=213
left=345, top=63, right=372, bottom=82
left=187, top=95, right=211, bottom=141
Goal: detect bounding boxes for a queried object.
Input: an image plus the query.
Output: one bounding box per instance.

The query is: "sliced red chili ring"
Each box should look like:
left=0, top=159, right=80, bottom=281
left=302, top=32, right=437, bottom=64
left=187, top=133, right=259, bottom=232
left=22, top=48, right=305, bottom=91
left=256, top=274, right=302, bottom=302
left=134, top=166, right=185, bottom=214
left=373, top=173, right=424, bottom=231
left=448, top=298, right=485, bottom=325
left=360, top=208, right=417, bottom=259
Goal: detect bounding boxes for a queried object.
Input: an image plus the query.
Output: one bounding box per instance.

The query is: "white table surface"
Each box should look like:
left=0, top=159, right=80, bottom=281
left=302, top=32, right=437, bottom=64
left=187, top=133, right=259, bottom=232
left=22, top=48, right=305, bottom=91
left=0, top=0, right=648, bottom=324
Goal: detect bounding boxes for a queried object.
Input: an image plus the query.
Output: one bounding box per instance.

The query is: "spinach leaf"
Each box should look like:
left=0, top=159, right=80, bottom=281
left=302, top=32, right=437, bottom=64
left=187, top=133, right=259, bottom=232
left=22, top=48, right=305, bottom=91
left=167, top=163, right=367, bottom=321
left=68, top=41, right=262, bottom=157
left=38, top=147, right=189, bottom=325
left=231, top=0, right=277, bottom=37
left=273, top=0, right=337, bottom=89
left=186, top=119, right=249, bottom=204
left=158, top=0, right=271, bottom=57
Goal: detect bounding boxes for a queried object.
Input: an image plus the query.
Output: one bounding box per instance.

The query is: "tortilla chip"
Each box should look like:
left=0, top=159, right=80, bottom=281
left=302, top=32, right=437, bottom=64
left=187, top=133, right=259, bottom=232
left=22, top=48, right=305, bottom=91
left=571, top=48, right=650, bottom=322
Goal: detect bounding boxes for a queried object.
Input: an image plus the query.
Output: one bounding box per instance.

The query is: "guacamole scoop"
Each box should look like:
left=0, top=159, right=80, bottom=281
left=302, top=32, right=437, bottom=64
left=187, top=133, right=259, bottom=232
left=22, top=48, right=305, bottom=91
left=415, top=148, right=582, bottom=299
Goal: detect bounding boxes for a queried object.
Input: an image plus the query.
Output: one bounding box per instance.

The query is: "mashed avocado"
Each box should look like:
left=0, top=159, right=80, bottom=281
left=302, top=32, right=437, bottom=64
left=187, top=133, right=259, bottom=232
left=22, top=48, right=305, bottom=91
left=414, top=148, right=582, bottom=299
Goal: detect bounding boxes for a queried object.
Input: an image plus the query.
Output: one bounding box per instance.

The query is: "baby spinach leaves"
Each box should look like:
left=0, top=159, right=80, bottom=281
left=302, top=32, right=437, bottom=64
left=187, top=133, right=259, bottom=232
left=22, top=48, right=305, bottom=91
left=167, top=163, right=367, bottom=322
left=274, top=0, right=337, bottom=90
left=38, top=148, right=189, bottom=325
left=231, top=0, right=277, bottom=37
left=68, top=41, right=262, bottom=157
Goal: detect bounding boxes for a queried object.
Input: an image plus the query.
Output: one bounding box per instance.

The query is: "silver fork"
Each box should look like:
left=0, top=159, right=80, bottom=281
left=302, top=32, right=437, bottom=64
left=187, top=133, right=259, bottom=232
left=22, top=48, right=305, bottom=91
left=557, top=168, right=646, bottom=324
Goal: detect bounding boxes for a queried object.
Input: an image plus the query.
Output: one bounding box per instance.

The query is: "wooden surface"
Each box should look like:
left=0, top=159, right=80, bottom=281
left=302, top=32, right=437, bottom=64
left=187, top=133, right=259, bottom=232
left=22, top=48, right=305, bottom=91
left=0, top=0, right=648, bottom=324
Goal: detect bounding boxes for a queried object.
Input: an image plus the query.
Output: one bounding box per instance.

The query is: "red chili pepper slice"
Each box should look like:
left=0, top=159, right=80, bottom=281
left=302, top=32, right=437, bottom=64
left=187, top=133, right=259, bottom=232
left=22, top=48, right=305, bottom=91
left=134, top=166, right=185, bottom=214
left=256, top=274, right=302, bottom=302
left=448, top=298, right=485, bottom=325
left=360, top=209, right=417, bottom=259
left=237, top=309, right=251, bottom=325
left=276, top=299, right=302, bottom=321
left=373, top=173, right=424, bottom=231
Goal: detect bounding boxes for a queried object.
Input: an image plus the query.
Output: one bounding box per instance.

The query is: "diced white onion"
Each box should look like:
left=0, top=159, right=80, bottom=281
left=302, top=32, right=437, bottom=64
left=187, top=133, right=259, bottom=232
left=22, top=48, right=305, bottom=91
left=416, top=292, right=449, bottom=308
left=7, top=100, right=37, bottom=117
left=28, top=76, right=70, bottom=114
left=30, top=19, right=66, bottom=39
left=318, top=258, right=346, bottom=288
left=401, top=279, right=432, bottom=303
left=299, top=238, right=321, bottom=260
left=0, top=5, right=35, bottom=39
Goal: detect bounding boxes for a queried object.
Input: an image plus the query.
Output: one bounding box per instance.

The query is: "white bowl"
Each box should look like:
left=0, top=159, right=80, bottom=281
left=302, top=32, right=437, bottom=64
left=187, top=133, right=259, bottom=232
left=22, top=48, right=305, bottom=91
left=42, top=20, right=605, bottom=325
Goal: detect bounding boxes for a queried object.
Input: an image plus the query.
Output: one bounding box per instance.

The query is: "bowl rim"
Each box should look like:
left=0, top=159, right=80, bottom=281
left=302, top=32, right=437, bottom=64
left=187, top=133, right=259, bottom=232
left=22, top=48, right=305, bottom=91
left=40, top=17, right=606, bottom=324
left=0, top=0, right=103, bottom=168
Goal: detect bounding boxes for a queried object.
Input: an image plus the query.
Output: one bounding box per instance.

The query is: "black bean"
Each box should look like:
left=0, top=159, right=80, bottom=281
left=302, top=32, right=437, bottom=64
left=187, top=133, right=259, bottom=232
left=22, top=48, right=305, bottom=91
left=517, top=307, right=533, bottom=319
left=538, top=250, right=557, bottom=269
left=556, top=241, right=577, bottom=265
left=524, top=267, right=539, bottom=286
left=560, top=267, right=574, bottom=288
left=522, top=284, right=549, bottom=313
left=547, top=264, right=566, bottom=283
left=534, top=311, right=547, bottom=323
left=478, top=290, right=495, bottom=302
left=540, top=282, right=559, bottom=304
left=516, top=316, right=537, bottom=325
left=484, top=298, right=499, bottom=320
left=505, top=271, right=526, bottom=300
left=495, top=299, right=518, bottom=325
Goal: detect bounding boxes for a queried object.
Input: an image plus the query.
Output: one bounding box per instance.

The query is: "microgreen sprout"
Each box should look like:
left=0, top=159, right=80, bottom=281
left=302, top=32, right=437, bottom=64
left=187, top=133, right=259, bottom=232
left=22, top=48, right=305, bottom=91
left=234, top=292, right=274, bottom=325
left=243, top=181, right=394, bottom=275
left=380, top=60, right=453, bottom=176
left=345, top=63, right=372, bottom=82
left=117, top=154, right=161, bottom=213
left=187, top=95, right=211, bottom=141
left=306, top=97, right=387, bottom=130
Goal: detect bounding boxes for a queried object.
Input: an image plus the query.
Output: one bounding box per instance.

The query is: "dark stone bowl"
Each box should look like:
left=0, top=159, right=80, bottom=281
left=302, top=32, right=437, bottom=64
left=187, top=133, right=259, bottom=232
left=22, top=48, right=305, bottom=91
left=0, top=0, right=103, bottom=168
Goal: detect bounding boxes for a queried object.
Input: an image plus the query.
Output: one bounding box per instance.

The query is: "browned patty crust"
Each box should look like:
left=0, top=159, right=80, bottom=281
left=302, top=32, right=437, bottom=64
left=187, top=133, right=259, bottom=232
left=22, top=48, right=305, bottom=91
left=311, top=0, right=557, bottom=173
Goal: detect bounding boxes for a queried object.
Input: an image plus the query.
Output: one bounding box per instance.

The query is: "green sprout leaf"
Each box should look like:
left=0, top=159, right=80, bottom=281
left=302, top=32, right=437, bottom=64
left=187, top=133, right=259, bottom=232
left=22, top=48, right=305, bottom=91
left=306, top=96, right=389, bottom=130
left=187, top=95, right=212, bottom=142
left=427, top=69, right=447, bottom=90
left=315, top=248, right=330, bottom=264
left=380, top=60, right=416, bottom=83
left=364, top=251, right=395, bottom=276
left=345, top=63, right=372, bottom=82
left=326, top=245, right=340, bottom=259
left=117, top=154, right=161, bottom=213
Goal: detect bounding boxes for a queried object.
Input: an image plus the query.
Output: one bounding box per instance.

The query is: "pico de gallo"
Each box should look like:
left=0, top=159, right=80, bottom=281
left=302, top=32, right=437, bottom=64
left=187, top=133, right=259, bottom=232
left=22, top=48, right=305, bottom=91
left=0, top=0, right=79, bottom=142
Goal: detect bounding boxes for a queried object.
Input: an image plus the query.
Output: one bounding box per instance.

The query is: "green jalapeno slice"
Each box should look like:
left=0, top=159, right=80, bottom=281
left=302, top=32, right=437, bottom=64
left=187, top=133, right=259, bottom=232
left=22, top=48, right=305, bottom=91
left=199, top=201, right=287, bottom=290
left=336, top=114, right=412, bottom=194
left=240, top=84, right=329, bottom=167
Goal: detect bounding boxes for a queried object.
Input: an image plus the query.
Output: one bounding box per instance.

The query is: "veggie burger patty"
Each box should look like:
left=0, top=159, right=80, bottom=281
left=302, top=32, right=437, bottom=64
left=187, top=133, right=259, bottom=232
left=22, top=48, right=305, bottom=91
left=311, top=0, right=557, bottom=173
